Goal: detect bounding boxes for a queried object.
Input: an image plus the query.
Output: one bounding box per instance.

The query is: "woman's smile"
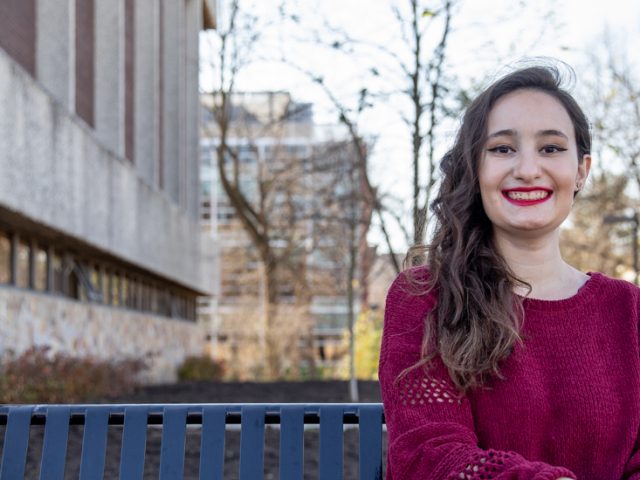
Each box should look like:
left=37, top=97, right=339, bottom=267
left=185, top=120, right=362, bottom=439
left=502, top=187, right=553, bottom=205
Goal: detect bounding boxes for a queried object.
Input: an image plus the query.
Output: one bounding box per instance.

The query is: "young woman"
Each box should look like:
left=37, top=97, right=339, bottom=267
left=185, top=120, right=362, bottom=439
left=379, top=65, right=640, bottom=479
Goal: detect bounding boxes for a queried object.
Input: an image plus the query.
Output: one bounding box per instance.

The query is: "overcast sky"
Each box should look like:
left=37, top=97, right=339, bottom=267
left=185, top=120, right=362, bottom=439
left=201, top=0, right=640, bottom=250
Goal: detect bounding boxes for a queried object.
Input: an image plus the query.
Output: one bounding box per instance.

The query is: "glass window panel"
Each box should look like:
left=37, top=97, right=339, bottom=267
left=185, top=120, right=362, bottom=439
left=130, top=279, right=135, bottom=308
left=52, top=252, right=63, bottom=293
left=0, top=232, right=10, bottom=284
left=78, top=281, right=87, bottom=301
left=34, top=247, right=47, bottom=291
left=68, top=269, right=79, bottom=299
left=149, top=285, right=156, bottom=313
left=89, top=265, right=100, bottom=301
left=143, top=283, right=150, bottom=311
left=111, top=274, right=120, bottom=306
left=16, top=240, right=30, bottom=288
left=153, top=286, right=160, bottom=314
left=102, top=270, right=110, bottom=304
left=121, top=276, right=129, bottom=307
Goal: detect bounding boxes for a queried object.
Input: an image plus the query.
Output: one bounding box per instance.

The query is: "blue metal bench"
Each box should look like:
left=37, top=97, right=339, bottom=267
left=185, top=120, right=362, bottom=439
left=0, top=403, right=385, bottom=479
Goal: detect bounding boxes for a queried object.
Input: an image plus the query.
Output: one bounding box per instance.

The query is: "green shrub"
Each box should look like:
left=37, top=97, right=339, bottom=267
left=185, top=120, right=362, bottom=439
left=0, top=346, right=146, bottom=403
left=177, top=355, right=226, bottom=381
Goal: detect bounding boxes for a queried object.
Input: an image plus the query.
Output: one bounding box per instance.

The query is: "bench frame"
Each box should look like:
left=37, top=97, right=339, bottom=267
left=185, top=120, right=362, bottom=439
left=0, top=403, right=385, bottom=480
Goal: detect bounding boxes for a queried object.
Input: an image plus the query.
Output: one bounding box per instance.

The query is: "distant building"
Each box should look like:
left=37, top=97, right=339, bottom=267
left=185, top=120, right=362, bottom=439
left=200, top=91, right=369, bottom=375
left=0, top=0, right=218, bottom=382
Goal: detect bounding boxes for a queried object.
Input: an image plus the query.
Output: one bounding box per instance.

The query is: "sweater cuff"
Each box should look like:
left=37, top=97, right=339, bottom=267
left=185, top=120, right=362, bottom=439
left=437, top=450, right=577, bottom=480
left=534, top=465, right=576, bottom=480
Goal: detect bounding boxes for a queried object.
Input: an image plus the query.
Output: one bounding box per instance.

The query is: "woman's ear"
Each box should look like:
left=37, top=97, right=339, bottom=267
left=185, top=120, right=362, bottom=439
left=576, top=154, right=592, bottom=190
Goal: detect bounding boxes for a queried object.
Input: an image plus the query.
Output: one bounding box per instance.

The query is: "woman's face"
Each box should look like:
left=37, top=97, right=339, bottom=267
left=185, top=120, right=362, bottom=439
left=478, top=89, right=591, bottom=240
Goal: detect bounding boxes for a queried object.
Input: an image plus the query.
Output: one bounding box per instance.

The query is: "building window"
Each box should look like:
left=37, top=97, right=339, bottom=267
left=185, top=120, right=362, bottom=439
left=102, top=269, right=111, bottom=305
left=89, top=264, right=100, bottom=301
left=78, top=274, right=87, bottom=301
left=111, top=273, right=120, bottom=306
left=0, top=230, right=198, bottom=319
left=141, top=283, right=149, bottom=311
left=16, top=240, right=30, bottom=288
left=51, top=251, right=63, bottom=294
left=34, top=247, right=47, bottom=291
left=127, top=277, right=136, bottom=308
left=67, top=257, right=79, bottom=299
left=0, top=232, right=10, bottom=284
left=121, top=276, right=129, bottom=307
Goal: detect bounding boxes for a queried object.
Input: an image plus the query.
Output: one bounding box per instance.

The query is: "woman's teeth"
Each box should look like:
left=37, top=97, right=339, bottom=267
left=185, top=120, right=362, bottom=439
left=507, top=190, right=549, bottom=200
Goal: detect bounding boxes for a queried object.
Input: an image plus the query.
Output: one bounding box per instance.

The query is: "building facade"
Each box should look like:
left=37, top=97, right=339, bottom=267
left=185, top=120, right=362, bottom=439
left=0, top=0, right=217, bottom=382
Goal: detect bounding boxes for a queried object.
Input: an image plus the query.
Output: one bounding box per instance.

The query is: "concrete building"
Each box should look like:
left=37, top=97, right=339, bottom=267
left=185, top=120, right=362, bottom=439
left=200, top=92, right=368, bottom=376
left=0, top=0, right=218, bottom=382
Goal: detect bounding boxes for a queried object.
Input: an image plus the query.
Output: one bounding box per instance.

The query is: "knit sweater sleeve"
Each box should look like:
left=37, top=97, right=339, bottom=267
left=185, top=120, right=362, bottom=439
left=624, top=446, right=640, bottom=479
left=622, top=292, right=640, bottom=480
left=378, top=271, right=577, bottom=480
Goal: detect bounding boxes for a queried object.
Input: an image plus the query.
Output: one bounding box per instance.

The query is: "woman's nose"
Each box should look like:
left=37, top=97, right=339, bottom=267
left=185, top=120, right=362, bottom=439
left=512, top=151, right=542, bottom=181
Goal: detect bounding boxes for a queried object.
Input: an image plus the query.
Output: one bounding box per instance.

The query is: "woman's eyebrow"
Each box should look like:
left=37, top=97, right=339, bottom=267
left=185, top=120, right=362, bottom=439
left=487, top=129, right=516, bottom=139
left=486, top=129, right=568, bottom=139
left=537, top=129, right=568, bottom=139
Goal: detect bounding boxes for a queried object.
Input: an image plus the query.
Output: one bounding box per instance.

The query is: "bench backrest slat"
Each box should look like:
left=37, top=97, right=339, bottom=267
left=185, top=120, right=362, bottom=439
left=199, top=405, right=226, bottom=480
left=0, top=405, right=33, bottom=480
left=159, top=406, right=188, bottom=480
left=319, top=406, right=344, bottom=480
left=239, top=405, right=266, bottom=480
left=279, top=405, right=304, bottom=480
left=119, top=406, right=149, bottom=480
left=39, top=406, right=70, bottom=480
left=79, top=407, right=109, bottom=480
left=358, top=405, right=384, bottom=480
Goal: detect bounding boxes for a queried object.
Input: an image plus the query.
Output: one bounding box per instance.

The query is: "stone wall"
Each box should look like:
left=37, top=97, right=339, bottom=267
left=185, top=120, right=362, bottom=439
left=0, top=287, right=206, bottom=383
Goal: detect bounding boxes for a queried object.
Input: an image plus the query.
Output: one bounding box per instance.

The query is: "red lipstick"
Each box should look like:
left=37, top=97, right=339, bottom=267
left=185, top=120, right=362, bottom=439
left=501, top=187, right=553, bottom=206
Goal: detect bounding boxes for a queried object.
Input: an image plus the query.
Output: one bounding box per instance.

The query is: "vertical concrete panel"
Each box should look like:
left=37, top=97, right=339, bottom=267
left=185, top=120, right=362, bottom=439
left=162, top=0, right=180, bottom=203
left=94, top=0, right=124, bottom=156
left=185, top=0, right=201, bottom=220
left=134, top=0, right=157, bottom=186
left=153, top=1, right=161, bottom=189
left=74, top=0, right=95, bottom=127
left=0, top=0, right=36, bottom=76
left=36, top=0, right=74, bottom=109
left=124, top=0, right=135, bottom=163
left=178, top=1, right=188, bottom=212
left=0, top=52, right=19, bottom=199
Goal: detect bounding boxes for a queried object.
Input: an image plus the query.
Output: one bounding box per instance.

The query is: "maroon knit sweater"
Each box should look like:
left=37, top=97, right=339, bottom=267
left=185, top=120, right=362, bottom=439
left=379, top=269, right=640, bottom=479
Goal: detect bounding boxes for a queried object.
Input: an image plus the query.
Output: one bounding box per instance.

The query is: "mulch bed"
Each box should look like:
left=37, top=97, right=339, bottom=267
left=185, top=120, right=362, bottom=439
left=3, top=380, right=387, bottom=479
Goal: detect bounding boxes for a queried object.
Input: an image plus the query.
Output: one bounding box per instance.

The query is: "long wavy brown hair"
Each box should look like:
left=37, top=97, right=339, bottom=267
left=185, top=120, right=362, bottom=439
left=406, top=64, right=591, bottom=392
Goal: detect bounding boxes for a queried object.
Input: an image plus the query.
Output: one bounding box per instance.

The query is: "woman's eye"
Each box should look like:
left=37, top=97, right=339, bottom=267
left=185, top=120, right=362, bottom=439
left=488, top=145, right=513, bottom=154
left=541, top=145, right=567, bottom=154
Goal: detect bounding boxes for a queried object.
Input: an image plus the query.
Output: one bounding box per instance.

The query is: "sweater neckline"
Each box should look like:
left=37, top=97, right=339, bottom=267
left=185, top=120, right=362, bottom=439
left=518, top=271, right=603, bottom=311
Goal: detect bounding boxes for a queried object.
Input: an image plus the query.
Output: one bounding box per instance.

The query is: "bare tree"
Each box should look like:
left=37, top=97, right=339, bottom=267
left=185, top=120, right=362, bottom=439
left=202, top=1, right=376, bottom=380
left=270, top=0, right=457, bottom=399
left=580, top=34, right=640, bottom=193
left=202, top=2, right=317, bottom=377
left=567, top=32, right=640, bottom=279
left=279, top=0, right=457, bottom=272
left=561, top=171, right=634, bottom=277
left=305, top=139, right=373, bottom=400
